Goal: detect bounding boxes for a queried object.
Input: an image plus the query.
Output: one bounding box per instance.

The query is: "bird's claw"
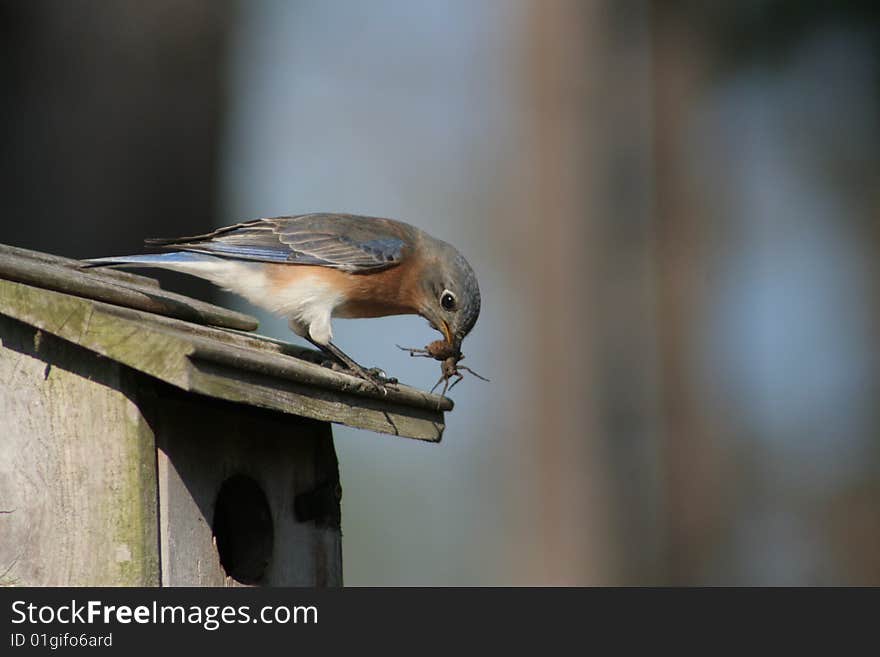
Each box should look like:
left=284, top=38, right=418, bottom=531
left=364, top=367, right=396, bottom=383
left=362, top=368, right=397, bottom=395
left=340, top=365, right=397, bottom=394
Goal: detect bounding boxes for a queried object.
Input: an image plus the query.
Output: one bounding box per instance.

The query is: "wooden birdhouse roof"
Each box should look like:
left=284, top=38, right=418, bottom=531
left=0, top=243, right=451, bottom=441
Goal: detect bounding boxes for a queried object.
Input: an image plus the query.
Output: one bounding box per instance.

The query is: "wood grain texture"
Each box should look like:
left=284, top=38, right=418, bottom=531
left=0, top=276, right=449, bottom=441
left=153, top=389, right=342, bottom=586
left=0, top=316, right=160, bottom=586
left=0, top=243, right=258, bottom=331
left=0, top=243, right=160, bottom=288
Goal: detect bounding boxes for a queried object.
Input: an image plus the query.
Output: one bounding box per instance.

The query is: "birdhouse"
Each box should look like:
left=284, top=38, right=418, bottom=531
left=0, top=243, right=451, bottom=586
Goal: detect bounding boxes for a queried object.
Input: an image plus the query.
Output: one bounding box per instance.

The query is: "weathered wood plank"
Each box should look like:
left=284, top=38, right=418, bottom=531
left=0, top=316, right=160, bottom=586
left=0, top=277, right=449, bottom=440
left=0, top=242, right=160, bottom=288
left=153, top=390, right=342, bottom=586
left=0, top=244, right=258, bottom=331
left=188, top=358, right=444, bottom=441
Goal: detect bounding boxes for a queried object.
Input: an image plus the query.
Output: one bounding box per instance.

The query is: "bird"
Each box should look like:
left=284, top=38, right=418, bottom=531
left=86, top=213, right=482, bottom=385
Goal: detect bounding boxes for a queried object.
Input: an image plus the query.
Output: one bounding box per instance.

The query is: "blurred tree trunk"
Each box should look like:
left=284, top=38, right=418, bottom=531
left=501, top=0, right=665, bottom=584
left=593, top=1, right=666, bottom=584
left=651, top=5, right=727, bottom=583
left=0, top=0, right=231, bottom=299
left=497, top=0, right=612, bottom=584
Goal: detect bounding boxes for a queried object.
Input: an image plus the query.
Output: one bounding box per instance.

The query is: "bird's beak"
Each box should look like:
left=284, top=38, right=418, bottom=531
left=440, top=320, right=453, bottom=345
left=444, top=323, right=465, bottom=358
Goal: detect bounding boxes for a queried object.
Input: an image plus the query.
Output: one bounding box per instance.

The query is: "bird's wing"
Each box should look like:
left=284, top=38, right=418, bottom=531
left=145, top=214, right=410, bottom=273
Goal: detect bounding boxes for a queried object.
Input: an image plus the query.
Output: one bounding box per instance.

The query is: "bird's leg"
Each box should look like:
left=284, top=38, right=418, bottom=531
left=308, top=338, right=398, bottom=386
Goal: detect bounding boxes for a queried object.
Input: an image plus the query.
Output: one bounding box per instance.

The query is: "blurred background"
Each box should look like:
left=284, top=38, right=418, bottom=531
left=2, top=0, right=879, bottom=585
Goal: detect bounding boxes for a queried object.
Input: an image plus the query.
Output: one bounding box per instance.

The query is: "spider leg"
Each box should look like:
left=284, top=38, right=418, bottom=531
left=396, top=344, right=433, bottom=358
left=457, top=365, right=490, bottom=382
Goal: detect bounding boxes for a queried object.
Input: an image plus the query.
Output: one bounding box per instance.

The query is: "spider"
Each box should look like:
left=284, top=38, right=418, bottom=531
left=397, top=340, right=489, bottom=396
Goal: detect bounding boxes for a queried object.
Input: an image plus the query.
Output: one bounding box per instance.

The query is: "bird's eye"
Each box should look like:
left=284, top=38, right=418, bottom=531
left=440, top=290, right=457, bottom=311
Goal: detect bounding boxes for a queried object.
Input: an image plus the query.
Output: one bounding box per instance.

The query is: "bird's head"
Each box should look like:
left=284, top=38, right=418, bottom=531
left=418, top=241, right=481, bottom=356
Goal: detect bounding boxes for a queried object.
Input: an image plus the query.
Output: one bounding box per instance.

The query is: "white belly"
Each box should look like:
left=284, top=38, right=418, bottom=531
left=157, top=259, right=344, bottom=345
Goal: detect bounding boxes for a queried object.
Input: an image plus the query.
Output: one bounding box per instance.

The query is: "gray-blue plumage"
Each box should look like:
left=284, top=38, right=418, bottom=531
left=142, top=214, right=410, bottom=273
left=451, top=251, right=481, bottom=343
left=84, top=251, right=220, bottom=267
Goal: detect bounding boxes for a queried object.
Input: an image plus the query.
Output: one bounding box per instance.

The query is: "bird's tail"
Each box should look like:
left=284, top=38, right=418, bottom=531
left=82, top=252, right=217, bottom=269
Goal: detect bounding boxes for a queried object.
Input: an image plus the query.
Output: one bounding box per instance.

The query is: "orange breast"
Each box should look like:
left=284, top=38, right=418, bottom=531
left=266, top=260, right=423, bottom=319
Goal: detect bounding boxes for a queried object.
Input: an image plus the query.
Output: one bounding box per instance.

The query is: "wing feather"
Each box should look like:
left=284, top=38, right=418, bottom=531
left=145, top=214, right=411, bottom=273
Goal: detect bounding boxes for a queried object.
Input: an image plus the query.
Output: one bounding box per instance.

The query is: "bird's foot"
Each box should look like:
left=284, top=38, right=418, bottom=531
left=357, top=367, right=398, bottom=394
left=318, top=360, right=397, bottom=391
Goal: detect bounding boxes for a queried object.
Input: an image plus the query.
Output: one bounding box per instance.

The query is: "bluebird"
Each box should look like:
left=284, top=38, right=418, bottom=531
left=87, top=213, right=481, bottom=384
